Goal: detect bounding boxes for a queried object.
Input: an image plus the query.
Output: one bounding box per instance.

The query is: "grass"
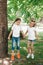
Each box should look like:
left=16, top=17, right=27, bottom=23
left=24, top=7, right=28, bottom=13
left=8, top=35, right=43, bottom=65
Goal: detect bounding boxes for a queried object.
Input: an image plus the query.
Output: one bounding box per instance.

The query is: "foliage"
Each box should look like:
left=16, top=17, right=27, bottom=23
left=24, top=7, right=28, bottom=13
left=7, top=0, right=43, bottom=22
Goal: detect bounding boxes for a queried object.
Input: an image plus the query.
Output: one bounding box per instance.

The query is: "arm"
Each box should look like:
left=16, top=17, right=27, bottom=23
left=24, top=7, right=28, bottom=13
left=8, top=30, right=13, bottom=40
left=21, top=30, right=28, bottom=38
left=20, top=31, right=24, bottom=37
left=25, top=30, right=28, bottom=35
left=35, top=31, right=39, bottom=40
left=20, top=25, right=28, bottom=38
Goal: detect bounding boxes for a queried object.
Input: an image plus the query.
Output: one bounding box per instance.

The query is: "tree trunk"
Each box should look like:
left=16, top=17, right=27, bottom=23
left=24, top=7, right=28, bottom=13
left=0, top=0, right=8, bottom=58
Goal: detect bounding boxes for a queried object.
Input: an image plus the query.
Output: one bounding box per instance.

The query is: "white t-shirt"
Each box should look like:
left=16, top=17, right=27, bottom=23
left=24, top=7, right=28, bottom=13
left=27, top=26, right=37, bottom=40
left=12, top=24, right=21, bottom=37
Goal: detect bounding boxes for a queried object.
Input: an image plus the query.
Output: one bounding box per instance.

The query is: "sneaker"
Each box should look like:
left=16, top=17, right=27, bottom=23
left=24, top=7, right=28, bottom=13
left=17, top=53, right=20, bottom=59
left=31, top=54, right=34, bottom=59
left=11, top=53, right=15, bottom=61
left=27, top=54, right=31, bottom=58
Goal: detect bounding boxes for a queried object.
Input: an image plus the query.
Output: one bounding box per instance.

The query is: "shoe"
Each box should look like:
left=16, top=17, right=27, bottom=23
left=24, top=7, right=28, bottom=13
left=11, top=53, right=15, bottom=61
left=27, top=54, right=31, bottom=58
left=17, top=53, right=20, bottom=59
left=31, top=54, right=34, bottom=59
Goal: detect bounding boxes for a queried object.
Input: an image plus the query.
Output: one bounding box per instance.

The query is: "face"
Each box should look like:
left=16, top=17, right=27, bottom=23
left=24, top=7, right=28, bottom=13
left=30, top=21, right=35, bottom=27
left=16, top=20, right=21, bottom=25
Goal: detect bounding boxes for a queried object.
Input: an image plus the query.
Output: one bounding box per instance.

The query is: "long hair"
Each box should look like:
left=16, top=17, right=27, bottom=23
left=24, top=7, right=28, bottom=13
left=12, top=18, right=21, bottom=26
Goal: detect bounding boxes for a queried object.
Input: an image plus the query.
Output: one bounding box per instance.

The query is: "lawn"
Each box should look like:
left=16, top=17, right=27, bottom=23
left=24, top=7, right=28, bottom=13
left=8, top=34, right=43, bottom=65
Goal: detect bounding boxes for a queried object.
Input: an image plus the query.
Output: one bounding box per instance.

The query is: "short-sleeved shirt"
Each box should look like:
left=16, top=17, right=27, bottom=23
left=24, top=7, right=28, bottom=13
left=27, top=26, right=37, bottom=40
left=12, top=24, right=21, bottom=37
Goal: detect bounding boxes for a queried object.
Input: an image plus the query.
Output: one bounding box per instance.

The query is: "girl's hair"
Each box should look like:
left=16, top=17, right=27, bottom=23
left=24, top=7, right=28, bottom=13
left=14, top=18, right=21, bottom=22
left=12, top=18, right=21, bottom=26
left=31, top=19, right=36, bottom=27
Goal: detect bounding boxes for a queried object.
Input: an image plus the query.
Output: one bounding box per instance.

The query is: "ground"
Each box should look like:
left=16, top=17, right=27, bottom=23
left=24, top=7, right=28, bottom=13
left=8, top=37, right=43, bottom=65
left=0, top=33, right=43, bottom=65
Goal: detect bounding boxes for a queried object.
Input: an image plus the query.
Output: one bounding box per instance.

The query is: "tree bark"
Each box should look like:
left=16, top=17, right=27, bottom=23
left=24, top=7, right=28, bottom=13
left=0, top=0, right=8, bottom=58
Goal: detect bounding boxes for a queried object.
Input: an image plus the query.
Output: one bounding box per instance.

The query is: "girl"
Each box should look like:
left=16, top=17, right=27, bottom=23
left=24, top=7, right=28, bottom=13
left=24, top=19, right=38, bottom=59
left=8, top=18, right=24, bottom=60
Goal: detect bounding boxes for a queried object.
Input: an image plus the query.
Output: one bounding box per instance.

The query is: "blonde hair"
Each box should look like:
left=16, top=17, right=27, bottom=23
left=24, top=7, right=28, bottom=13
left=31, top=19, right=36, bottom=27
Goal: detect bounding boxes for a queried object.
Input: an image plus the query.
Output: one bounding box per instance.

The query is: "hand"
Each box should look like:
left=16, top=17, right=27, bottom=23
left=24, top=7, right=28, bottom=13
left=23, top=34, right=26, bottom=38
left=8, top=36, right=10, bottom=40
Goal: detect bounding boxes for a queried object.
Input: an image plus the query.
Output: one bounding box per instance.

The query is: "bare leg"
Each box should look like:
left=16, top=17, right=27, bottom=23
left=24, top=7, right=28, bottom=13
left=17, top=50, right=20, bottom=54
left=26, top=41, right=31, bottom=58
left=27, top=41, right=31, bottom=54
left=31, top=42, right=34, bottom=54
left=11, top=50, right=15, bottom=55
left=31, top=42, right=34, bottom=59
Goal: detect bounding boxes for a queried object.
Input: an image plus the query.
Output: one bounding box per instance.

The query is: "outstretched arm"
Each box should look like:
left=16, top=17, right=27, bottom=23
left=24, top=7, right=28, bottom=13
left=21, top=30, right=28, bottom=38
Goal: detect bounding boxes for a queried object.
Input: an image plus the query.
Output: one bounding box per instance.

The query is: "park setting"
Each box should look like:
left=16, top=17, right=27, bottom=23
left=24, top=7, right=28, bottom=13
left=0, top=0, right=43, bottom=65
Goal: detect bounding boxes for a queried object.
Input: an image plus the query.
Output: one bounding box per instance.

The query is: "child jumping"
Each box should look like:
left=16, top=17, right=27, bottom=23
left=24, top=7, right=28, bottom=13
left=24, top=19, right=38, bottom=59
left=8, top=18, right=24, bottom=61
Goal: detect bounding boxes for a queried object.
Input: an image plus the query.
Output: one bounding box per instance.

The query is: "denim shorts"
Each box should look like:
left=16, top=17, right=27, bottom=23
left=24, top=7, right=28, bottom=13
left=12, top=37, right=20, bottom=50
left=28, top=40, right=35, bottom=43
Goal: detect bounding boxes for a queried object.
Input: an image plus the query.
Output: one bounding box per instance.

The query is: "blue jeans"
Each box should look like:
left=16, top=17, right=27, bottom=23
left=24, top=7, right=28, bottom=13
left=12, top=37, right=20, bottom=50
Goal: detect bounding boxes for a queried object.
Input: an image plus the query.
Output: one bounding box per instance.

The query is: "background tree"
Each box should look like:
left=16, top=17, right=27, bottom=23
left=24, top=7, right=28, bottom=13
left=7, top=0, right=43, bottom=22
